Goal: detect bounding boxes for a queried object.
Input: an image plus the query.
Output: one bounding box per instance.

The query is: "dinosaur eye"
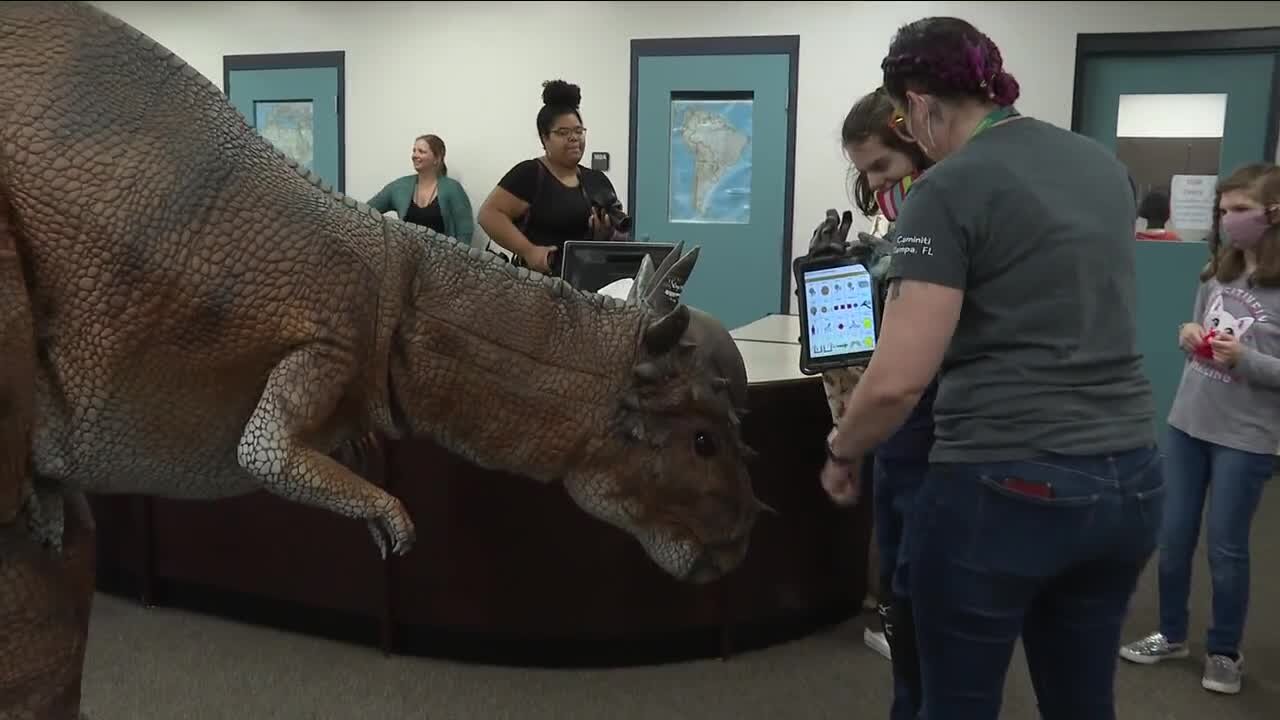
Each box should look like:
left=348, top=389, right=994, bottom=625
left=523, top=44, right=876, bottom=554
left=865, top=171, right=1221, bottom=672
left=694, top=431, right=718, bottom=458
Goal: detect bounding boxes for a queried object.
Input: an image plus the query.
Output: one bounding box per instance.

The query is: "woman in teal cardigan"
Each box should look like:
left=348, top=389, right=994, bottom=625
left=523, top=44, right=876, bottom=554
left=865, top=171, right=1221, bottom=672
left=368, top=134, right=475, bottom=244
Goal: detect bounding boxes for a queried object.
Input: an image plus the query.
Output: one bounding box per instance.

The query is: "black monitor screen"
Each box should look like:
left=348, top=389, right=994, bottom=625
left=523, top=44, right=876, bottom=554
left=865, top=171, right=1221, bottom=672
left=559, top=241, right=678, bottom=294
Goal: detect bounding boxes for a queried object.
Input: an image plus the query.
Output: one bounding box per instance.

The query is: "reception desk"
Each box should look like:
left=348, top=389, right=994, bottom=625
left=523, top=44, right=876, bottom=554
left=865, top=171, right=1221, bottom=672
left=89, top=314, right=870, bottom=666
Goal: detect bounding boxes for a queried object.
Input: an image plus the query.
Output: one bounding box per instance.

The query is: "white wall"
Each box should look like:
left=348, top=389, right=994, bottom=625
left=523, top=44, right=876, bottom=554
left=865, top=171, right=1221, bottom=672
left=93, top=1, right=1280, bottom=299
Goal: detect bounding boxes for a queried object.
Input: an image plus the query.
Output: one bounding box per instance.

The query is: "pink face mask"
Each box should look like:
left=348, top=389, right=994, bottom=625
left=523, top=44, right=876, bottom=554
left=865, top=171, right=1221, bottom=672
left=1221, top=206, right=1278, bottom=250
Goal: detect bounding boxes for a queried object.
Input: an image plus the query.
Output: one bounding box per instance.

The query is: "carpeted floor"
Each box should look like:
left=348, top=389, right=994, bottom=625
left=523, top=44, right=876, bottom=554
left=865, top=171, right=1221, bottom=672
left=82, top=486, right=1279, bottom=720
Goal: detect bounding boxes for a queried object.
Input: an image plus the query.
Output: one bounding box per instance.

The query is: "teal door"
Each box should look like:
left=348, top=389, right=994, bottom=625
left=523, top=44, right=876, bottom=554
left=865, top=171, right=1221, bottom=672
left=226, top=66, right=342, bottom=191
left=633, top=51, right=793, bottom=331
left=1076, top=52, right=1277, bottom=440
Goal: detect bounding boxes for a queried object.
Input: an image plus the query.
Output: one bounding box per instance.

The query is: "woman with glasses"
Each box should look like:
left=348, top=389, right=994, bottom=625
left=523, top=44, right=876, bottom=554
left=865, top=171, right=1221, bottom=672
left=478, top=79, right=625, bottom=274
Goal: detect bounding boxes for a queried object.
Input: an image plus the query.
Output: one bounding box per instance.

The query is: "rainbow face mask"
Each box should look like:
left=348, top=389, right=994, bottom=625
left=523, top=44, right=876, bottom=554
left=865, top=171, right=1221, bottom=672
left=875, top=172, right=919, bottom=221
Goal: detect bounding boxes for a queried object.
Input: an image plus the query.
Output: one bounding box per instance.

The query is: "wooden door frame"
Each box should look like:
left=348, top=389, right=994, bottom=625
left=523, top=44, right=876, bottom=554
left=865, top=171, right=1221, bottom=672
left=1070, top=28, right=1280, bottom=163
left=629, top=36, right=801, bottom=314
left=223, top=51, right=347, bottom=193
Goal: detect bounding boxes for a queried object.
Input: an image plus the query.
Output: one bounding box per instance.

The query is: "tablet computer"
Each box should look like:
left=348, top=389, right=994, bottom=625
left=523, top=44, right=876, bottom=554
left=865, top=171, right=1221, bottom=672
left=792, top=254, right=882, bottom=375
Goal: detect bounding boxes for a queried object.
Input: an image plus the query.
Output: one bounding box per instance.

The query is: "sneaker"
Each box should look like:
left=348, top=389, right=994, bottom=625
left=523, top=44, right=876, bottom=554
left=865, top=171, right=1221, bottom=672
left=864, top=627, right=892, bottom=661
left=1202, top=654, right=1243, bottom=695
left=1119, top=632, right=1190, bottom=665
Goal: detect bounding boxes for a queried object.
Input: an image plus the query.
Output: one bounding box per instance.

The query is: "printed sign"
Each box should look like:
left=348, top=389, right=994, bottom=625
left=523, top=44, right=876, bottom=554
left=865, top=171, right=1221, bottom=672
left=1170, top=174, right=1218, bottom=231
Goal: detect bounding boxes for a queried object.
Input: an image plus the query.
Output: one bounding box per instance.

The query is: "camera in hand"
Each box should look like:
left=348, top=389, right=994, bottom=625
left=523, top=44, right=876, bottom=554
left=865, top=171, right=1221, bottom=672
left=590, top=188, right=633, bottom=235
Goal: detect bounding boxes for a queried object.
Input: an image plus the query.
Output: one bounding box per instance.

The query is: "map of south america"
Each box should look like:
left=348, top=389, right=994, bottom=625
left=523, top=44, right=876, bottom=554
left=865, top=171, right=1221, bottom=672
left=682, top=111, right=747, bottom=214
left=669, top=101, right=752, bottom=223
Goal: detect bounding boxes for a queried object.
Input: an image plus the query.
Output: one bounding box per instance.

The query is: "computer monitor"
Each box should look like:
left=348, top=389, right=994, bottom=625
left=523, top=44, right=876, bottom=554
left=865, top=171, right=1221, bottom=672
left=558, top=240, right=678, bottom=294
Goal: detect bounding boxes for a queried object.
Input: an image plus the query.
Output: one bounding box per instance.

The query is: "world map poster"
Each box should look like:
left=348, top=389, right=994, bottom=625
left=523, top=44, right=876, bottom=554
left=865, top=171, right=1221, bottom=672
left=669, top=99, right=752, bottom=224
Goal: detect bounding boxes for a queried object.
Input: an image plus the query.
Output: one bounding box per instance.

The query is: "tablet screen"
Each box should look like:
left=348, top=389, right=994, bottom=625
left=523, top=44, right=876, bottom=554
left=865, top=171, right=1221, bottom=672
left=802, top=264, right=878, bottom=358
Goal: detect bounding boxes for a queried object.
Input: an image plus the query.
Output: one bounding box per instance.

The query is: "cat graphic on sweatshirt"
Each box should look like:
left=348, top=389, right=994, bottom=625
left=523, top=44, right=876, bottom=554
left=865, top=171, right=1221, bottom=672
left=1206, top=294, right=1256, bottom=341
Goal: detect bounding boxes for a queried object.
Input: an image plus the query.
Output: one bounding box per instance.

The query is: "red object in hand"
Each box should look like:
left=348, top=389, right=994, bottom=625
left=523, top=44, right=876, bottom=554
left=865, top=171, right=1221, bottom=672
left=1195, top=328, right=1218, bottom=360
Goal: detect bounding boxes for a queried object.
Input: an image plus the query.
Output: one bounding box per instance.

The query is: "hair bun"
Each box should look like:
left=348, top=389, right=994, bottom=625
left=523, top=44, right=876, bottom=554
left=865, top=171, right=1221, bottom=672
left=542, top=79, right=581, bottom=110
left=989, top=70, right=1021, bottom=106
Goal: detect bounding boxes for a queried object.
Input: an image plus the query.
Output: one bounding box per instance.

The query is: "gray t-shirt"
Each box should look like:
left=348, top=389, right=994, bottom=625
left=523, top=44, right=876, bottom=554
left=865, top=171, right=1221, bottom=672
left=1168, top=275, right=1280, bottom=456
left=885, top=116, right=1155, bottom=463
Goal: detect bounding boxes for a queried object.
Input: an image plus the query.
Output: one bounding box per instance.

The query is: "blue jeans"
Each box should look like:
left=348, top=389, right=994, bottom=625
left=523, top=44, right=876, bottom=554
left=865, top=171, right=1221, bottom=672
left=905, top=446, right=1164, bottom=720
left=875, top=456, right=929, bottom=598
left=1158, top=426, right=1275, bottom=657
left=873, top=456, right=928, bottom=720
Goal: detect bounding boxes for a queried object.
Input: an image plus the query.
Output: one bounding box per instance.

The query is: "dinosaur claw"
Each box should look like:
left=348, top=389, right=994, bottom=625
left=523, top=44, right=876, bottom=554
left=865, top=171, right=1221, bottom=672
left=367, top=519, right=388, bottom=560
left=370, top=496, right=416, bottom=558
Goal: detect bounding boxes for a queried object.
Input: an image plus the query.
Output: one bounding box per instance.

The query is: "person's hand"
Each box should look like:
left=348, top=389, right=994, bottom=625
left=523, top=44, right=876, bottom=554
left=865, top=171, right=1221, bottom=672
left=588, top=207, right=615, bottom=241
left=522, top=245, right=555, bottom=273
left=1211, top=332, right=1243, bottom=368
left=1178, top=322, right=1206, bottom=353
left=820, top=429, right=862, bottom=506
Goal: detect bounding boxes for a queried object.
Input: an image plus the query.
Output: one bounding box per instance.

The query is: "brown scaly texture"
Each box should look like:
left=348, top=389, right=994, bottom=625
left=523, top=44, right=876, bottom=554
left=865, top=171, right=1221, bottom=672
left=0, top=3, right=763, bottom=714
left=0, top=493, right=95, bottom=720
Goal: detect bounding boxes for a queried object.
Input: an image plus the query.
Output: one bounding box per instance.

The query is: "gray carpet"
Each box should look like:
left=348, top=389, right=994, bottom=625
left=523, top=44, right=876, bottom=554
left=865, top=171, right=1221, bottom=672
left=82, top=487, right=1279, bottom=720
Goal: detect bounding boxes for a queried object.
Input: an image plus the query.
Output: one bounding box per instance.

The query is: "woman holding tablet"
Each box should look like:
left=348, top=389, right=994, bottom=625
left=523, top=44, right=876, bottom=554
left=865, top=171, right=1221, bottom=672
left=817, top=85, right=933, bottom=720
left=821, top=17, right=1160, bottom=719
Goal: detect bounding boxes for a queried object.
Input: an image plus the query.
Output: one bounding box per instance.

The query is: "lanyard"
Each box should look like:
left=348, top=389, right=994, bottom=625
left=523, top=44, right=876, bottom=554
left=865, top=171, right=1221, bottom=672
left=969, top=105, right=1020, bottom=140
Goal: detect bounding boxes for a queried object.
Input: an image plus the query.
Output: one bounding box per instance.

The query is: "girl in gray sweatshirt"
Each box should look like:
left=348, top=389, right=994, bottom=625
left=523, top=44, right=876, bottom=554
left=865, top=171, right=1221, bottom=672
left=1121, top=163, right=1280, bottom=696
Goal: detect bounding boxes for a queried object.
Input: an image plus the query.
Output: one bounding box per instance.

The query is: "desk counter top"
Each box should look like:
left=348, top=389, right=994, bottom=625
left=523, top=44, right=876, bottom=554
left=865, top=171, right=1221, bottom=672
left=738, top=338, right=815, bottom=387
left=730, top=313, right=801, bottom=345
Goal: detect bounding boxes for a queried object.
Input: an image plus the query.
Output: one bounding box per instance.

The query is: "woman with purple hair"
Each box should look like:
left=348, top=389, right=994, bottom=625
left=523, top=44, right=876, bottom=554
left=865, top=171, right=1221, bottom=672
left=820, top=17, right=1162, bottom=719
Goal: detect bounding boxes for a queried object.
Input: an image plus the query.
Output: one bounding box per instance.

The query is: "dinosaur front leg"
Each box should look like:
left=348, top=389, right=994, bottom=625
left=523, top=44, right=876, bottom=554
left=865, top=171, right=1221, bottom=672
left=0, top=491, right=96, bottom=720
left=236, top=349, right=415, bottom=558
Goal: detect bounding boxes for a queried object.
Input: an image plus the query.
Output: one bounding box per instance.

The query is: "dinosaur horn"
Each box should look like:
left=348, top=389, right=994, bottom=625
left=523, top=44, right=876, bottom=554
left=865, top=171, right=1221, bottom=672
left=643, top=304, right=691, bottom=354
left=645, top=246, right=700, bottom=316
left=643, top=242, right=685, bottom=307
left=628, top=254, right=657, bottom=305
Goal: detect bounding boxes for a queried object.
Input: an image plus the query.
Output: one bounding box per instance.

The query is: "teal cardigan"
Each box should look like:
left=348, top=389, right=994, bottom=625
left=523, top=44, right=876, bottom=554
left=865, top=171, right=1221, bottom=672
left=367, top=174, right=475, bottom=243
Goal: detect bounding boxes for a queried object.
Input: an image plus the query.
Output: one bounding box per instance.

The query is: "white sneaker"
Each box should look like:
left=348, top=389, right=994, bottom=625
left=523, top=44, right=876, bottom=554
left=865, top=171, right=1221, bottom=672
left=864, top=628, right=891, bottom=661
left=1202, top=653, right=1244, bottom=695
left=1119, top=632, right=1190, bottom=665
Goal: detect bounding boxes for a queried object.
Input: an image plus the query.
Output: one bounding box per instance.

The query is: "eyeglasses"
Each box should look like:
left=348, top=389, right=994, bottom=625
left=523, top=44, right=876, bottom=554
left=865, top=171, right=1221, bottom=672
left=550, top=127, right=587, bottom=139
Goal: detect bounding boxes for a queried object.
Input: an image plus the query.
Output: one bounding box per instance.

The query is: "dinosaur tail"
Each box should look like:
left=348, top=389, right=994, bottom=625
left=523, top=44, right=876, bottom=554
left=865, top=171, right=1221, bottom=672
left=0, top=195, right=35, bottom=526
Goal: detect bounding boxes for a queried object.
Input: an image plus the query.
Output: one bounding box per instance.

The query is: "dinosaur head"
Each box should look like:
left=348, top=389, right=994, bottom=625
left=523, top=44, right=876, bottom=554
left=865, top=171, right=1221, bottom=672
left=562, top=246, right=763, bottom=584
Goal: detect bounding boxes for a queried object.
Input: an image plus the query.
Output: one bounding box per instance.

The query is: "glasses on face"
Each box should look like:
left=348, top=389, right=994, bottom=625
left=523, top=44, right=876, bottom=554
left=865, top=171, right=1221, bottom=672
left=550, top=127, right=587, bottom=139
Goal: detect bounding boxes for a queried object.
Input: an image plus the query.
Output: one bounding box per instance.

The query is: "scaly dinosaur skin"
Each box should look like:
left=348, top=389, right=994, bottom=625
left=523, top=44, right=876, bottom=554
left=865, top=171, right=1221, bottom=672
left=1, top=2, right=762, bottom=715
left=0, top=493, right=95, bottom=720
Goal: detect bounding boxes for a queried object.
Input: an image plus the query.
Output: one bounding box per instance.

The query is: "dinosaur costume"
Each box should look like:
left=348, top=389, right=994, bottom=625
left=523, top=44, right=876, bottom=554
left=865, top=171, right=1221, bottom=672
left=0, top=2, right=766, bottom=717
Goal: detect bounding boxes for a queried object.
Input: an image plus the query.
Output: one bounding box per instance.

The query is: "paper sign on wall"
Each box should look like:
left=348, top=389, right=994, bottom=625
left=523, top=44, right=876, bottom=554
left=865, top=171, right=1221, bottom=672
left=1170, top=174, right=1218, bottom=231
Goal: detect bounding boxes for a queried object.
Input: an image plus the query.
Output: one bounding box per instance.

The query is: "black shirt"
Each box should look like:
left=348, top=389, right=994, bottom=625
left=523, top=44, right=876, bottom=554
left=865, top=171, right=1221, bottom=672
left=404, top=195, right=446, bottom=234
left=497, top=158, right=617, bottom=251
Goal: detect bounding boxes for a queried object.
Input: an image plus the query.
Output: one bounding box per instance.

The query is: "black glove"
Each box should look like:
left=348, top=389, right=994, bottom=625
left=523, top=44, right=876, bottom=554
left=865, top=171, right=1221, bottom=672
left=807, top=209, right=854, bottom=259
